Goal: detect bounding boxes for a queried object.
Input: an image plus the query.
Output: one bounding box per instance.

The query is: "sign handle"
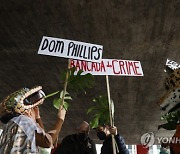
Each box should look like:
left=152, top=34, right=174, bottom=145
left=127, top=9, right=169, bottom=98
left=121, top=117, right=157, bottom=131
left=106, top=75, right=117, bottom=154
left=58, top=59, right=71, bottom=112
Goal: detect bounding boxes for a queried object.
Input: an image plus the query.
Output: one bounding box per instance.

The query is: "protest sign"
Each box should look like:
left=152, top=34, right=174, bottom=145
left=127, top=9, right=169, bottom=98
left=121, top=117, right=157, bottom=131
left=166, top=59, right=180, bottom=70
left=38, top=36, right=103, bottom=62
left=70, top=59, right=144, bottom=76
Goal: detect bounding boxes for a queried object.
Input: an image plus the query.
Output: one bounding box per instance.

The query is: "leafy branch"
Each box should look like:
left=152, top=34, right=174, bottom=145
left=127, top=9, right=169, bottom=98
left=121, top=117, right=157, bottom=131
left=62, top=67, right=95, bottom=93
left=158, top=110, right=180, bottom=130
left=87, top=95, right=114, bottom=129
left=46, top=67, right=95, bottom=110
left=53, top=91, right=72, bottom=111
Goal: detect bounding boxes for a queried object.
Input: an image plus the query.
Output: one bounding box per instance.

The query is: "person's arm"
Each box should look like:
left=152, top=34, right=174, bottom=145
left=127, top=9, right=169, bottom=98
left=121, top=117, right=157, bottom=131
left=109, top=126, right=129, bottom=154
left=114, top=134, right=129, bottom=154
left=36, top=118, right=44, bottom=129
left=34, top=106, right=44, bottom=129
left=89, top=138, right=97, bottom=154
left=35, top=106, right=66, bottom=148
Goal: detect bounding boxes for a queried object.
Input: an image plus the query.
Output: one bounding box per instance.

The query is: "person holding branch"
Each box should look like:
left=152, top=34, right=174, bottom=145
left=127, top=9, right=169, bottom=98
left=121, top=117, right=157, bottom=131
left=87, top=93, right=129, bottom=154
left=105, top=76, right=129, bottom=154
left=96, top=125, right=129, bottom=154
left=0, top=86, right=66, bottom=153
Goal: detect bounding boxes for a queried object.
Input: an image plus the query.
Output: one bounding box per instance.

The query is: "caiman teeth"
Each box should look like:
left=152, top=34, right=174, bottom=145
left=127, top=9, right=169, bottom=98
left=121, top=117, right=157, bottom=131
left=24, top=98, right=44, bottom=109
left=0, top=86, right=45, bottom=118
left=21, top=86, right=42, bottom=103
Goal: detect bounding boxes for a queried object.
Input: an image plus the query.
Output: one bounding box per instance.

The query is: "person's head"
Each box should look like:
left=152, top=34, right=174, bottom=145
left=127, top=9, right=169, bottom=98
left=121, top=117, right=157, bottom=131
left=76, top=121, right=90, bottom=142
left=96, top=125, right=111, bottom=140
left=0, top=86, right=45, bottom=123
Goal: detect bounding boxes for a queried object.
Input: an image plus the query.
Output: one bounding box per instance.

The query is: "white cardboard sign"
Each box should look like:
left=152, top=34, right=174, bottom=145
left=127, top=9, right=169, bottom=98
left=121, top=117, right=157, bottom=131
left=38, top=36, right=103, bottom=62
left=166, top=59, right=180, bottom=70
left=70, top=59, right=144, bottom=76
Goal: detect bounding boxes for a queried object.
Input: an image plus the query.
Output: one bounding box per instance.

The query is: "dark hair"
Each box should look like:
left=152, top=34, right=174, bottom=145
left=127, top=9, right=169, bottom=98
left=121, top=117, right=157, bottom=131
left=0, top=113, right=20, bottom=124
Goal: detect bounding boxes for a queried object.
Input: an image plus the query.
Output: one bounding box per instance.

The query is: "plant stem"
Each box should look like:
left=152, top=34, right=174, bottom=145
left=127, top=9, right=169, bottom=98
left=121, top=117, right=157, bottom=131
left=59, top=59, right=71, bottom=111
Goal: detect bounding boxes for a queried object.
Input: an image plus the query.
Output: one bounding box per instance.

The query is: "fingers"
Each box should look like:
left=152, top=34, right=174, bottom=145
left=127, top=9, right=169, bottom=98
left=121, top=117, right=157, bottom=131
left=34, top=106, right=39, bottom=112
left=34, top=106, right=41, bottom=119
left=109, top=126, right=118, bottom=135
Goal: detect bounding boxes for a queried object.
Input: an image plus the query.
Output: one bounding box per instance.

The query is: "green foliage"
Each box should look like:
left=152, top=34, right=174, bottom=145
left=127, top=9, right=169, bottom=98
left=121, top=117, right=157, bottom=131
left=62, top=68, right=95, bottom=93
left=53, top=91, right=72, bottom=110
left=87, top=95, right=113, bottom=129
left=45, top=91, right=59, bottom=99
left=159, top=110, right=180, bottom=130
left=46, top=68, right=95, bottom=110
left=161, top=110, right=180, bottom=122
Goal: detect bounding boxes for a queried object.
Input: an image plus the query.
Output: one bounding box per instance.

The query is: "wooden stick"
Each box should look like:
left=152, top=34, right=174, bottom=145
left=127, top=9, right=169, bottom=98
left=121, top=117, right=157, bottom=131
left=58, top=59, right=71, bottom=111
left=106, top=75, right=116, bottom=154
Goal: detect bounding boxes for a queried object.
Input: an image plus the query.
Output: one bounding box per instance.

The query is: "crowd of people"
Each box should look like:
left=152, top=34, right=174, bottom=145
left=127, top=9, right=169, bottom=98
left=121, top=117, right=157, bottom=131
left=0, top=86, right=179, bottom=154
left=0, top=86, right=129, bottom=154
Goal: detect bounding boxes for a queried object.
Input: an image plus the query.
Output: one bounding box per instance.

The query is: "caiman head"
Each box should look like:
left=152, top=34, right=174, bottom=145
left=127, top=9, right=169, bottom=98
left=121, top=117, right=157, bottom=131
left=157, top=67, right=180, bottom=130
left=0, top=86, right=45, bottom=120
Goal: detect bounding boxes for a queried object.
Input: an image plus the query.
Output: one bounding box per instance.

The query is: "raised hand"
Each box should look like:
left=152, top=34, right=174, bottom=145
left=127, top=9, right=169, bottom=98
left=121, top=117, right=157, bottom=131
left=34, top=106, right=41, bottom=119
left=109, top=126, right=118, bottom=135
left=57, top=106, right=66, bottom=121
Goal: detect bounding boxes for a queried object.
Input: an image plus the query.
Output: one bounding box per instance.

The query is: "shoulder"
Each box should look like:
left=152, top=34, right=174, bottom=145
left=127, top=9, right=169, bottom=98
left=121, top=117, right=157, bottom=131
left=87, top=137, right=95, bottom=142
left=62, top=134, right=76, bottom=142
left=2, top=120, right=20, bottom=134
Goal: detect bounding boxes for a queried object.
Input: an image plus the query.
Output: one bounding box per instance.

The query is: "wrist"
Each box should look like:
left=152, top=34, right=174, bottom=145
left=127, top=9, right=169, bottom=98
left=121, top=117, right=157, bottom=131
left=57, top=116, right=65, bottom=121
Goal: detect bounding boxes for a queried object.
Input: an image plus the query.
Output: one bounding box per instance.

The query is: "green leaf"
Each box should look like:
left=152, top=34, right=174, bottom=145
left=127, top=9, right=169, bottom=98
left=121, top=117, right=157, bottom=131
left=90, top=116, right=100, bottom=129
left=53, top=98, right=70, bottom=111
left=87, top=107, right=97, bottom=114
left=87, top=95, right=111, bottom=128
left=52, top=90, right=72, bottom=110
left=64, top=96, right=72, bottom=100
left=160, top=109, right=180, bottom=130
left=60, top=90, right=67, bottom=98
left=52, top=67, right=94, bottom=110
left=45, top=91, right=59, bottom=99
left=63, top=102, right=69, bottom=111
left=53, top=98, right=62, bottom=109
left=161, top=110, right=180, bottom=122
left=67, top=68, right=95, bottom=93
left=59, top=91, right=72, bottom=100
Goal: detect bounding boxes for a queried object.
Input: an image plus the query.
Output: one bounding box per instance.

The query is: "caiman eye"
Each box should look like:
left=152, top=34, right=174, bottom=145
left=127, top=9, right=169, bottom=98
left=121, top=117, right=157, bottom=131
left=23, top=90, right=45, bottom=105
left=24, top=98, right=31, bottom=105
